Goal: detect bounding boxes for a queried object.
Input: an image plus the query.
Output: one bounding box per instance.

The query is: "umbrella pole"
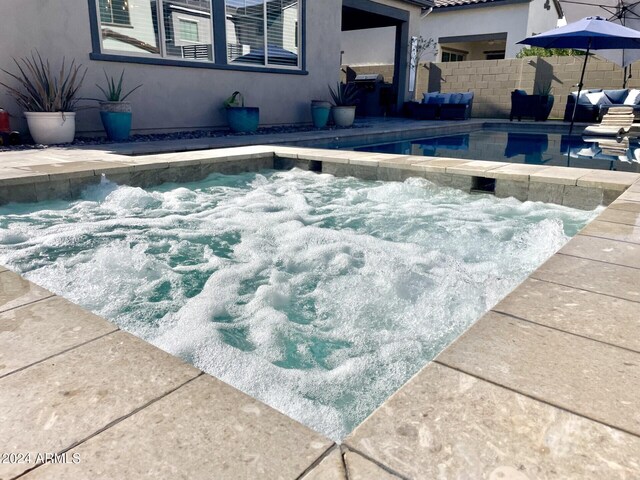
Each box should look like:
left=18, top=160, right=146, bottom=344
left=567, top=40, right=591, bottom=164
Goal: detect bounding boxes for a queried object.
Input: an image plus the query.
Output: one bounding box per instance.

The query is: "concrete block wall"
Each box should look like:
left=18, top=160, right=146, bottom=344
left=421, top=58, right=537, bottom=118
left=351, top=56, right=640, bottom=119
left=431, top=56, right=640, bottom=119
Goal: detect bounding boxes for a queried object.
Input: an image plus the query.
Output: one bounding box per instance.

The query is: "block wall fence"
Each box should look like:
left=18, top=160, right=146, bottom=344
left=347, top=56, right=640, bottom=119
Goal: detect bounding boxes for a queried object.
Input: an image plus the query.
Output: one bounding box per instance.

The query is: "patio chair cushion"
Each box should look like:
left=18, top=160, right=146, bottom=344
left=460, top=92, right=474, bottom=105
left=449, top=93, right=463, bottom=104
left=438, top=93, right=452, bottom=104
left=604, top=89, right=628, bottom=104
left=624, top=89, right=640, bottom=105
left=572, top=88, right=603, bottom=105
left=585, top=91, right=612, bottom=106
left=422, top=92, right=439, bottom=104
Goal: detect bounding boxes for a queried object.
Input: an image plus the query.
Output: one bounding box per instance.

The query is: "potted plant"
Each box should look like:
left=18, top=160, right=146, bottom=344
left=0, top=52, right=86, bottom=145
left=224, top=91, right=259, bottom=133
left=310, top=99, right=331, bottom=128
left=534, top=81, right=554, bottom=121
left=94, top=70, right=142, bottom=141
left=328, top=82, right=358, bottom=127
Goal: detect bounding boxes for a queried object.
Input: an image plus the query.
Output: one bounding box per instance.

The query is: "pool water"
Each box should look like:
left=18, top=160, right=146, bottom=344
left=354, top=129, right=640, bottom=173
left=0, top=169, right=600, bottom=441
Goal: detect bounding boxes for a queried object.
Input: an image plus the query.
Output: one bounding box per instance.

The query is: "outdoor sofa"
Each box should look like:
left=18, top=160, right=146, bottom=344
left=564, top=88, right=640, bottom=123
left=405, top=92, right=474, bottom=120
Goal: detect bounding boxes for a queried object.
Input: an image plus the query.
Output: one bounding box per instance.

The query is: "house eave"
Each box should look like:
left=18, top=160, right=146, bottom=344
left=399, top=0, right=436, bottom=8
left=433, top=0, right=530, bottom=13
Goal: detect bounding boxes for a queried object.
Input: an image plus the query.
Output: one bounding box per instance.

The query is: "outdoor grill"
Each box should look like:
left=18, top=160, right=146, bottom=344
left=350, top=74, right=394, bottom=117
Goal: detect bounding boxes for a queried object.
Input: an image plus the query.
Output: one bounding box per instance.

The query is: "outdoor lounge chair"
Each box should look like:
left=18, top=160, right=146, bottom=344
left=582, top=106, right=636, bottom=137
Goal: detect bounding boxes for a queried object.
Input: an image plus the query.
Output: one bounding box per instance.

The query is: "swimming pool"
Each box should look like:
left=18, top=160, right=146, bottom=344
left=0, top=169, right=600, bottom=441
left=353, top=129, right=640, bottom=173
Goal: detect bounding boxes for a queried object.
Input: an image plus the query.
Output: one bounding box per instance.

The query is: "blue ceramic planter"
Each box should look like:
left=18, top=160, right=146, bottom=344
left=226, top=107, right=259, bottom=133
left=311, top=105, right=330, bottom=128
left=100, top=111, right=132, bottom=142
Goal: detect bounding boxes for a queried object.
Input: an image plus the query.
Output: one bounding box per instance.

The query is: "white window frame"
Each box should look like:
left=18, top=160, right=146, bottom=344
left=178, top=17, right=200, bottom=43
left=99, top=0, right=132, bottom=26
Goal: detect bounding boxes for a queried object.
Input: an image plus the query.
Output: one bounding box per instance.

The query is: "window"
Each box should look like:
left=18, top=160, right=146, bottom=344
left=485, top=50, right=505, bottom=60
left=97, top=0, right=213, bottom=61
left=93, top=0, right=304, bottom=70
left=441, top=50, right=465, bottom=63
left=179, top=18, right=199, bottom=42
left=225, top=0, right=300, bottom=68
left=99, top=0, right=131, bottom=25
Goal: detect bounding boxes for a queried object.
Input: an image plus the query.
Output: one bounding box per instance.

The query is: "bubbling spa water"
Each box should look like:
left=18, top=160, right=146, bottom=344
left=0, top=169, right=599, bottom=441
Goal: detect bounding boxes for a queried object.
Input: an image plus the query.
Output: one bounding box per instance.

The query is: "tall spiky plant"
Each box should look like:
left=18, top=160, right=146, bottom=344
left=328, top=82, right=359, bottom=107
left=95, top=69, right=142, bottom=102
left=0, top=51, right=87, bottom=112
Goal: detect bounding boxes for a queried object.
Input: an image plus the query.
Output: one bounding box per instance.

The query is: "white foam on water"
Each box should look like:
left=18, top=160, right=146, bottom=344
left=0, top=169, right=600, bottom=441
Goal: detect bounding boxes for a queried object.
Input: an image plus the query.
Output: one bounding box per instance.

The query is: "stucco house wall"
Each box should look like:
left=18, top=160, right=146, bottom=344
left=342, top=0, right=562, bottom=66
left=1, top=0, right=427, bottom=136
left=526, top=0, right=563, bottom=36
left=425, top=2, right=530, bottom=60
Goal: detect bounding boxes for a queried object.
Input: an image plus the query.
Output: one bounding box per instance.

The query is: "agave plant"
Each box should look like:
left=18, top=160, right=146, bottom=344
left=224, top=91, right=245, bottom=108
left=95, top=69, right=142, bottom=102
left=0, top=51, right=87, bottom=112
left=328, top=82, right=359, bottom=107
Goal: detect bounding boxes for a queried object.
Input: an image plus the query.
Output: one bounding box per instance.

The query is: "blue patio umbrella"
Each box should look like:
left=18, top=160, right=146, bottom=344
left=518, top=16, right=640, bottom=136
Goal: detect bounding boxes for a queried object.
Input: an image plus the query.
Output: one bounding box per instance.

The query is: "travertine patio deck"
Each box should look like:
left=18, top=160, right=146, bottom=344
left=0, top=140, right=639, bottom=478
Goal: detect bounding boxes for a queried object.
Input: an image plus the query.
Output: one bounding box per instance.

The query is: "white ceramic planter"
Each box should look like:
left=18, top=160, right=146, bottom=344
left=331, top=106, right=356, bottom=127
left=24, top=112, right=76, bottom=145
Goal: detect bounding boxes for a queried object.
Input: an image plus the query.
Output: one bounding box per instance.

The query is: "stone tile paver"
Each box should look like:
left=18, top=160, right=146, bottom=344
left=0, top=296, right=118, bottom=378
left=437, top=312, right=640, bottom=436
left=580, top=219, right=640, bottom=244
left=609, top=200, right=640, bottom=212
left=561, top=235, right=640, bottom=269
left=597, top=207, right=640, bottom=226
left=301, top=448, right=346, bottom=480
left=0, top=168, right=48, bottom=185
left=445, top=160, right=504, bottom=175
left=493, top=277, right=640, bottom=352
left=412, top=157, right=471, bottom=173
left=374, top=155, right=426, bottom=171
left=532, top=254, right=640, bottom=302
left=343, top=450, right=400, bottom=480
left=0, top=331, right=200, bottom=478
left=576, top=171, right=640, bottom=190
left=529, top=167, right=596, bottom=186
left=14, top=162, right=113, bottom=179
left=25, top=374, right=333, bottom=480
left=0, top=270, right=53, bottom=313
left=346, top=363, right=640, bottom=480
left=619, top=191, right=640, bottom=202
left=488, top=163, right=552, bottom=181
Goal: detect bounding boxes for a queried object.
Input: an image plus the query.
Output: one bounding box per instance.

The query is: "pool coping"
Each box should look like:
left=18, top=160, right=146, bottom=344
left=1, top=144, right=639, bottom=478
